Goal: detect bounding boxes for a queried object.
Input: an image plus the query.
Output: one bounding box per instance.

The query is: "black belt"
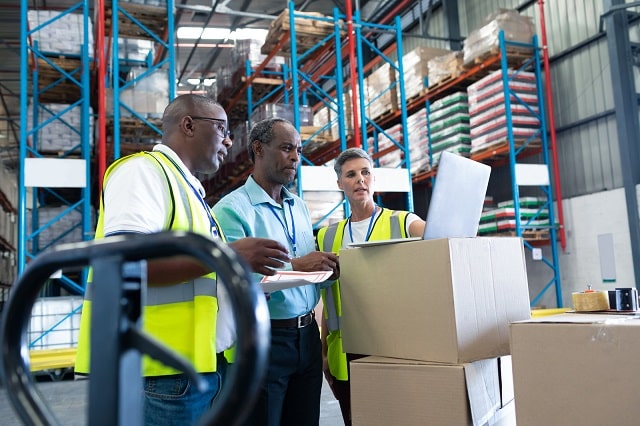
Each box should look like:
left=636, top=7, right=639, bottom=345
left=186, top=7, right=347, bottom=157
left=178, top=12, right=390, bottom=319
left=271, top=311, right=315, bottom=329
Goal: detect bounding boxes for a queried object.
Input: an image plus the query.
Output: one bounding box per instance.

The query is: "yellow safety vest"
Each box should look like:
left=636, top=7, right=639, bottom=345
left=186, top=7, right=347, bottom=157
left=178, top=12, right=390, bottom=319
left=75, top=151, right=223, bottom=376
left=316, top=208, right=409, bottom=381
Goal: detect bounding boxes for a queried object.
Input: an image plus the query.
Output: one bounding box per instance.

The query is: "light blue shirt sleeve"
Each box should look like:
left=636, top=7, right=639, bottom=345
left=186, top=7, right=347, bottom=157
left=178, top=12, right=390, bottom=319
left=212, top=176, right=320, bottom=319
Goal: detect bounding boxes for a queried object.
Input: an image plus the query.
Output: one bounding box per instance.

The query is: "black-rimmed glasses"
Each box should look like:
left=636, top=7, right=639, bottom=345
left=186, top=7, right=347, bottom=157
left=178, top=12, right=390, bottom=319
left=190, top=116, right=231, bottom=139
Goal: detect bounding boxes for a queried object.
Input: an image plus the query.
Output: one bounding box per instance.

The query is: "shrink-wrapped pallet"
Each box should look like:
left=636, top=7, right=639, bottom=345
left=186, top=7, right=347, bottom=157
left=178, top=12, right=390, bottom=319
left=463, top=9, right=534, bottom=65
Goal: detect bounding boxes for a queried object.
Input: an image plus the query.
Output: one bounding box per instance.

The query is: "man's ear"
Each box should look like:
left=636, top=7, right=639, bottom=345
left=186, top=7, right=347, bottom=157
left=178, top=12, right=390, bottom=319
left=252, top=140, right=262, bottom=158
left=336, top=179, right=344, bottom=191
left=181, top=116, right=194, bottom=136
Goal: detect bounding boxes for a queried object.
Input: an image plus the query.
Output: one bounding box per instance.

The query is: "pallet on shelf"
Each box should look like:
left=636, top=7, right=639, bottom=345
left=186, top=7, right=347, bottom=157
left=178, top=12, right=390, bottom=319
left=105, top=2, right=167, bottom=40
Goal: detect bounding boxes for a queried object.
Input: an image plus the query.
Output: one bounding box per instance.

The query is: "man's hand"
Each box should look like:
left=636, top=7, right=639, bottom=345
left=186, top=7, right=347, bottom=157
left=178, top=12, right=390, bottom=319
left=228, top=238, right=290, bottom=276
left=290, top=251, right=340, bottom=280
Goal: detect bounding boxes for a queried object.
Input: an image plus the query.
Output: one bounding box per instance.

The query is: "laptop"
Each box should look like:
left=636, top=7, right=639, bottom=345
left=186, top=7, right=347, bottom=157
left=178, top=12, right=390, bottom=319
left=349, top=151, right=491, bottom=247
left=422, top=151, right=491, bottom=239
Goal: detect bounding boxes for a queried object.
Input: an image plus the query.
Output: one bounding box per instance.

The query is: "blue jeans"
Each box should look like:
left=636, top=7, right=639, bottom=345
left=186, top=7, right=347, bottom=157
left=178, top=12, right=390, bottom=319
left=143, top=372, right=221, bottom=426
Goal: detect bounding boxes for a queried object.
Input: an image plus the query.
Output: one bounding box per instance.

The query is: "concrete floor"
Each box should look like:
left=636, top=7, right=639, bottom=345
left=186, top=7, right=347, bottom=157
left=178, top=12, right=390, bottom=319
left=0, top=374, right=344, bottom=425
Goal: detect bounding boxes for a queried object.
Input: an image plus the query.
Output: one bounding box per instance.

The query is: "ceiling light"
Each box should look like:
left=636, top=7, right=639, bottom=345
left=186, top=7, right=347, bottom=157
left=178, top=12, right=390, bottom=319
left=230, top=28, right=268, bottom=40
left=177, top=27, right=231, bottom=40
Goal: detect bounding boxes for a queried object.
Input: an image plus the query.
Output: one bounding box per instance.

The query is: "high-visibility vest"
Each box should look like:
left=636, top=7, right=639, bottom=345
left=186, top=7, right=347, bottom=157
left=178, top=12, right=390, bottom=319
left=75, top=151, right=222, bottom=376
left=316, top=208, right=409, bottom=381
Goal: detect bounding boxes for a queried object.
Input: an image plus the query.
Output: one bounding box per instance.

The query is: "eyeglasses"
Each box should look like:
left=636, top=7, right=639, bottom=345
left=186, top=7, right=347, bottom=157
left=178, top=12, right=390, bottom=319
left=190, top=116, right=231, bottom=139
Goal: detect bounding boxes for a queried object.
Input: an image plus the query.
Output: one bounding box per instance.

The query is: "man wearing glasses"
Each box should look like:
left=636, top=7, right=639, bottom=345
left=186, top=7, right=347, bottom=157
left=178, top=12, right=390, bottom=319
left=75, top=94, right=291, bottom=425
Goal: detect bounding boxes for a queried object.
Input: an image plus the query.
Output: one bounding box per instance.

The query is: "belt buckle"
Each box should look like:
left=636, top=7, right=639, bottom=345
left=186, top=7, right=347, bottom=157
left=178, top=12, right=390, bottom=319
left=297, top=312, right=311, bottom=328
left=297, top=314, right=306, bottom=328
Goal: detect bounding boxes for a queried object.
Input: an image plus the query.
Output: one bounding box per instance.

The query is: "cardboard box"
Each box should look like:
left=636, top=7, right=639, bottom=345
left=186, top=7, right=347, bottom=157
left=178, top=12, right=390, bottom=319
left=340, top=237, right=530, bottom=363
left=510, top=313, right=640, bottom=426
left=350, top=356, right=515, bottom=426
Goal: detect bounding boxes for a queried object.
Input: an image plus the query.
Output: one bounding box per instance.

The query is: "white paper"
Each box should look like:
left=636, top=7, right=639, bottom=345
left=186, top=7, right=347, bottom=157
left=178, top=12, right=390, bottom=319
left=260, top=270, right=333, bottom=292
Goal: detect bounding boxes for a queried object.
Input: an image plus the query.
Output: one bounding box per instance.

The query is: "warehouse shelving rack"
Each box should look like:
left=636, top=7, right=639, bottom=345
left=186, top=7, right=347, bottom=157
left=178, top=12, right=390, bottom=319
left=105, top=0, right=176, bottom=161
left=212, top=2, right=414, bottom=226
left=419, top=31, right=562, bottom=307
left=18, top=0, right=93, bottom=372
left=19, top=0, right=93, bottom=296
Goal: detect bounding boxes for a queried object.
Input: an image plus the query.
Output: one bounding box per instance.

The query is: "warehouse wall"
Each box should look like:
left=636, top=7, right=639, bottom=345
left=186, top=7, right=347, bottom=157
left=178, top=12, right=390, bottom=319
left=528, top=186, right=637, bottom=308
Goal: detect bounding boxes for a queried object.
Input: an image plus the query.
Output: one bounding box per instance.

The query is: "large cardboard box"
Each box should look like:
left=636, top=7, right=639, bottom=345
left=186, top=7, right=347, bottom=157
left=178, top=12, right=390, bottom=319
left=350, top=356, right=515, bottom=426
left=340, top=237, right=530, bottom=363
left=511, top=313, right=640, bottom=426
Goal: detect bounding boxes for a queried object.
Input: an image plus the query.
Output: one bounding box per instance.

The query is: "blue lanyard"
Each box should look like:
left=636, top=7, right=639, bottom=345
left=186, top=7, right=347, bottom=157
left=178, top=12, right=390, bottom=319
left=348, top=206, right=377, bottom=243
left=268, top=202, right=297, bottom=257
left=158, top=152, right=220, bottom=238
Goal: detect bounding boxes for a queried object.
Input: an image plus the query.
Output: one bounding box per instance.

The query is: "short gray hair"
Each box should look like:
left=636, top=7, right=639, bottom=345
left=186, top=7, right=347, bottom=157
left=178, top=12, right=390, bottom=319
left=247, top=117, right=292, bottom=163
left=333, top=147, right=373, bottom=178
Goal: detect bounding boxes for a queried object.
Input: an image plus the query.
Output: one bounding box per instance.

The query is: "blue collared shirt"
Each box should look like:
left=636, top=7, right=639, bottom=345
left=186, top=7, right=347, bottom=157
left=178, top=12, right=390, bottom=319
left=212, top=175, right=319, bottom=319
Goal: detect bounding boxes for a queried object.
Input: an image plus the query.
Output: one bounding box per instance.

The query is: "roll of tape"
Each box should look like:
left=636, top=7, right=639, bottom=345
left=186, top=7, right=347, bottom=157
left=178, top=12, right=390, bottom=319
left=572, top=291, right=609, bottom=312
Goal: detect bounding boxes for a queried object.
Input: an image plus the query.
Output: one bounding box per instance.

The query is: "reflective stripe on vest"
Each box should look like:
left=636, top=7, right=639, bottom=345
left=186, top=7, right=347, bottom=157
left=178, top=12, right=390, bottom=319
left=75, top=151, right=219, bottom=377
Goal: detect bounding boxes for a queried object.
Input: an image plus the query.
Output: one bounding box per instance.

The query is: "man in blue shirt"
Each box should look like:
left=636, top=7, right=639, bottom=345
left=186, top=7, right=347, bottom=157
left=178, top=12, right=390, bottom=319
left=213, top=117, right=339, bottom=426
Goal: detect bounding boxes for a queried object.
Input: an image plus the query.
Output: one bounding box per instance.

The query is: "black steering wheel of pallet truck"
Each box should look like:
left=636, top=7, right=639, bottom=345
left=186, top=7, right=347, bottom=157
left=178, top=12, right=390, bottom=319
left=0, top=231, right=270, bottom=426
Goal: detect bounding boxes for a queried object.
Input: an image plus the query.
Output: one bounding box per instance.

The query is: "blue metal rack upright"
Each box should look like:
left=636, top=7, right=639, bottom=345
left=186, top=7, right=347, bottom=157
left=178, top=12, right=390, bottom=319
left=286, top=5, right=348, bottom=163
left=109, top=0, right=176, bottom=159
left=354, top=12, right=413, bottom=212
left=497, top=31, right=562, bottom=307
left=18, top=0, right=93, bottom=295
left=240, top=3, right=414, bottom=226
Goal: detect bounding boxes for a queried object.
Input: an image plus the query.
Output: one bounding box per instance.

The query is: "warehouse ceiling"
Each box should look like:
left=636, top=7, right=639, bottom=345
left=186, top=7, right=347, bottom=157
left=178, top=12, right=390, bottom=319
left=0, top=0, right=395, bottom=170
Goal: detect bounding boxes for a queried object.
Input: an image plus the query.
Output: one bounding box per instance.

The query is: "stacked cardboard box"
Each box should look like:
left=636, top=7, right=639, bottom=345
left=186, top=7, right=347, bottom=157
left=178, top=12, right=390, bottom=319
left=402, top=46, right=451, bottom=99
left=468, top=69, right=539, bottom=153
left=340, top=237, right=530, bottom=425
left=428, top=92, right=471, bottom=167
left=511, top=314, right=640, bottom=425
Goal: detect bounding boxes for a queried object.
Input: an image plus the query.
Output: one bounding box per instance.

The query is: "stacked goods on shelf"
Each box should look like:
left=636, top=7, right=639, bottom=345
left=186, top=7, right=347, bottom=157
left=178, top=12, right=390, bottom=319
left=427, top=51, right=464, bottom=88
left=428, top=92, right=471, bottom=167
left=26, top=205, right=94, bottom=252
left=27, top=10, right=94, bottom=103
left=406, top=107, right=430, bottom=175
left=368, top=123, right=403, bottom=168
left=125, top=0, right=166, bottom=6
left=312, top=90, right=353, bottom=142
left=364, top=63, right=399, bottom=120
left=234, top=38, right=284, bottom=70
left=468, top=69, right=539, bottom=153
left=27, top=103, right=95, bottom=153
left=0, top=164, right=17, bottom=287
left=114, top=37, right=154, bottom=63
left=303, top=191, right=345, bottom=227
left=119, top=67, right=169, bottom=120
left=27, top=10, right=94, bottom=57
left=402, top=46, right=451, bottom=99
left=478, top=197, right=549, bottom=236
left=261, top=9, right=336, bottom=56
left=250, top=103, right=313, bottom=126
left=228, top=121, right=249, bottom=163
left=462, top=9, right=534, bottom=66
left=29, top=296, right=83, bottom=350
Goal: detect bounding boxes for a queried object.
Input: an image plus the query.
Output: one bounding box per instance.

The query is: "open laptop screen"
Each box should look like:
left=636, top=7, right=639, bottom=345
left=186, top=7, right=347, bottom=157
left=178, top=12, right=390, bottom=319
left=423, top=151, right=491, bottom=240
